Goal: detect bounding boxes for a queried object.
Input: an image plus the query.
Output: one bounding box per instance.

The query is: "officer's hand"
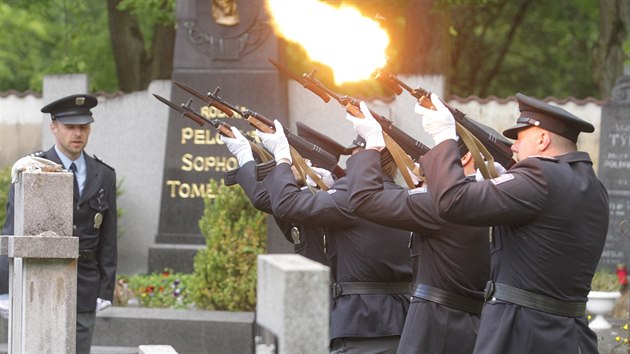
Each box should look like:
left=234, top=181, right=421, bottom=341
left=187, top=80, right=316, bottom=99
left=221, top=127, right=254, bottom=167
left=96, top=298, right=112, bottom=312
left=345, top=101, right=385, bottom=150
left=415, top=93, right=456, bottom=146
left=306, top=166, right=334, bottom=188
left=257, top=120, right=292, bottom=164
left=475, top=162, right=508, bottom=182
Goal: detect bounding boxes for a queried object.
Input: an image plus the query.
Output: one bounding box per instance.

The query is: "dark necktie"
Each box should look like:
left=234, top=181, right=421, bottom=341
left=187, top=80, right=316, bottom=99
left=69, top=163, right=79, bottom=198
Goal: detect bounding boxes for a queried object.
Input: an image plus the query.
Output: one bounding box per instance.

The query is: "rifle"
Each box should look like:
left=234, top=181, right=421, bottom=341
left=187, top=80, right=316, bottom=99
left=174, top=82, right=346, bottom=180
left=374, top=70, right=516, bottom=170
left=269, top=58, right=424, bottom=189
left=269, top=58, right=431, bottom=161
left=152, top=94, right=275, bottom=185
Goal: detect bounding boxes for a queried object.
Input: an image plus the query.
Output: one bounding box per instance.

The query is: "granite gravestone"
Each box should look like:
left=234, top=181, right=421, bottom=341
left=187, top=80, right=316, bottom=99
left=151, top=0, right=291, bottom=272
left=597, top=67, right=630, bottom=270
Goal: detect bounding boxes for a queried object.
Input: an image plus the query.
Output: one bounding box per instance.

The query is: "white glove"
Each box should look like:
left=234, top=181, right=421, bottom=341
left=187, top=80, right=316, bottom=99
left=475, top=162, right=508, bottom=182
left=96, top=298, right=112, bottom=312
left=345, top=101, right=385, bottom=150
left=415, top=93, right=456, bottom=145
left=406, top=162, right=422, bottom=186
left=257, top=120, right=292, bottom=164
left=221, top=127, right=254, bottom=167
left=0, top=297, right=8, bottom=320
left=306, top=166, right=334, bottom=188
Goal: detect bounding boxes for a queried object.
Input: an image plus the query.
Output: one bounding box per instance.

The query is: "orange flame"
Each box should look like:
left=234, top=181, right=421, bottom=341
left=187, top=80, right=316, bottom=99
left=266, top=0, right=389, bottom=85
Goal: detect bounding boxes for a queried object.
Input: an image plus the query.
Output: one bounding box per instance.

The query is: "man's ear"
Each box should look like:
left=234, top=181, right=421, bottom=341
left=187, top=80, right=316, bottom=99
left=461, top=151, right=473, bottom=166
left=539, top=131, right=552, bottom=151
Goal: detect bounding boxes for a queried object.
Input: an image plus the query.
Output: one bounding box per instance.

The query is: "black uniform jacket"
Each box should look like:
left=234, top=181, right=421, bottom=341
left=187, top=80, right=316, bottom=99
left=2, top=147, right=117, bottom=312
left=263, top=163, right=412, bottom=340
left=347, top=149, right=489, bottom=354
left=234, top=161, right=327, bottom=265
left=420, top=140, right=608, bottom=354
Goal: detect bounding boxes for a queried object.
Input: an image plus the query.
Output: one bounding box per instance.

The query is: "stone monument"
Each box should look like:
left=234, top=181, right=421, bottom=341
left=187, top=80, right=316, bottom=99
left=150, top=0, right=291, bottom=273
left=256, top=254, right=329, bottom=354
left=1, top=171, right=78, bottom=353
left=598, top=66, right=630, bottom=270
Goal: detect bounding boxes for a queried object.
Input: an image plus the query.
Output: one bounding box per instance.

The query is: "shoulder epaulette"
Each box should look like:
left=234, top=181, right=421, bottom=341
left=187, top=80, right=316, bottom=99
left=28, top=150, right=45, bottom=158
left=93, top=154, right=115, bottom=171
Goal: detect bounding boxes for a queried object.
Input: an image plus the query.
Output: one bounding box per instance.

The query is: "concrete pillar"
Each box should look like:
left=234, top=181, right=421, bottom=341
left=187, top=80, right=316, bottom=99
left=256, top=254, right=329, bottom=354
left=1, top=171, right=78, bottom=353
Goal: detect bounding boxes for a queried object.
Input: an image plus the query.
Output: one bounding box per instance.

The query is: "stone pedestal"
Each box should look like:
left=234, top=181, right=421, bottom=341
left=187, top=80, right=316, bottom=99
left=256, top=254, right=329, bottom=354
left=0, top=172, right=78, bottom=353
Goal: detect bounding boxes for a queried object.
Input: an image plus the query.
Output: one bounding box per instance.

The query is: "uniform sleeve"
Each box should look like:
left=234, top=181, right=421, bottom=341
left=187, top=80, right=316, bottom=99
left=346, top=150, right=443, bottom=233
left=263, top=163, right=354, bottom=227
left=98, top=169, right=117, bottom=300
left=235, top=161, right=273, bottom=214
left=420, top=140, right=548, bottom=226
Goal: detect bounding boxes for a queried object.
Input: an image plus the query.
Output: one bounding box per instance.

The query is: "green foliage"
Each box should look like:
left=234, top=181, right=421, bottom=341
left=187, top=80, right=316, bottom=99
left=190, top=180, right=267, bottom=311
left=116, top=269, right=195, bottom=309
left=0, top=0, right=117, bottom=92
left=115, top=177, right=125, bottom=238
left=0, top=165, right=11, bottom=227
left=624, top=39, right=630, bottom=66
left=592, top=269, right=623, bottom=292
left=450, top=0, right=600, bottom=98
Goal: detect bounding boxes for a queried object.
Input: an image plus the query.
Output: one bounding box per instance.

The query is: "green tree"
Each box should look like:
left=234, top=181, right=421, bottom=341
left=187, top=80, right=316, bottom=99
left=0, top=0, right=117, bottom=92
left=106, top=0, right=176, bottom=92
left=0, top=0, right=174, bottom=93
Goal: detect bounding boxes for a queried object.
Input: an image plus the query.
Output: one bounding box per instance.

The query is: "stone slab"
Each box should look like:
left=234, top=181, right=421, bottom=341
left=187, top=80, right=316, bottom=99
left=3, top=235, right=78, bottom=259
left=139, top=345, right=178, bottom=354
left=257, top=254, right=329, bottom=354
left=92, top=307, right=254, bottom=354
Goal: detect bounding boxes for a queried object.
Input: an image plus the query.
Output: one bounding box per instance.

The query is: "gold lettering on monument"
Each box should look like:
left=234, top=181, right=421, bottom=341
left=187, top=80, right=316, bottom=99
left=167, top=104, right=258, bottom=199
left=166, top=180, right=218, bottom=199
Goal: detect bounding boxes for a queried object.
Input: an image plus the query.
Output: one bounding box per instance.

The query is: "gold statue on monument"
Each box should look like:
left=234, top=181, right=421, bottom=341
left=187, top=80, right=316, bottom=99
left=212, top=0, right=240, bottom=26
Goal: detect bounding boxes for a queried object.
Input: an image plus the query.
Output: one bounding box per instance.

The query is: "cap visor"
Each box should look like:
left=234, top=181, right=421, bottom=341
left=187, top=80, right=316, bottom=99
left=502, top=123, right=529, bottom=139
left=56, top=115, right=94, bottom=125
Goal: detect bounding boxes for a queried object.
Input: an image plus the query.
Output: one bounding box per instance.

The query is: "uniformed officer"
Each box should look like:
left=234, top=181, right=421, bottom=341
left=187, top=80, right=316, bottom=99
left=220, top=126, right=329, bottom=265
left=416, top=92, right=608, bottom=353
left=259, top=120, right=412, bottom=354
left=1, top=94, right=117, bottom=354
left=344, top=101, right=492, bottom=354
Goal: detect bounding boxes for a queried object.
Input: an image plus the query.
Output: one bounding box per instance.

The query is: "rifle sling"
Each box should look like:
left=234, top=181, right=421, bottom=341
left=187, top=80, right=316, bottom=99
left=289, top=147, right=329, bottom=192
left=455, top=123, right=499, bottom=179
left=382, top=132, right=423, bottom=188
left=250, top=142, right=273, bottom=163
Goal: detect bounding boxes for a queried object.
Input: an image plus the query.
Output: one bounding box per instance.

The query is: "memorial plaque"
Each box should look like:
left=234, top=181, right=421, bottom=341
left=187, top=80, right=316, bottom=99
left=597, top=68, right=630, bottom=269
left=156, top=0, right=288, bottom=245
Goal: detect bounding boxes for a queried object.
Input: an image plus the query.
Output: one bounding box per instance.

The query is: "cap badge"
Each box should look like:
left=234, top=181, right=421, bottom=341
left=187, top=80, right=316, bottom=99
left=75, top=97, right=85, bottom=106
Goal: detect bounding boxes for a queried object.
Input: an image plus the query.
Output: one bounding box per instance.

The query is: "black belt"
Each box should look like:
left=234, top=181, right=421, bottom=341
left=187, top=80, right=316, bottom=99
left=413, top=283, right=484, bottom=316
left=79, top=249, right=97, bottom=262
left=331, top=282, right=411, bottom=299
left=484, top=281, right=586, bottom=318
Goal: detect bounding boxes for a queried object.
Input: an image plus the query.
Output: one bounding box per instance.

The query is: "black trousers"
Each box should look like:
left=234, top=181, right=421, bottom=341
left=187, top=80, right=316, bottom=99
left=330, top=336, right=400, bottom=354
